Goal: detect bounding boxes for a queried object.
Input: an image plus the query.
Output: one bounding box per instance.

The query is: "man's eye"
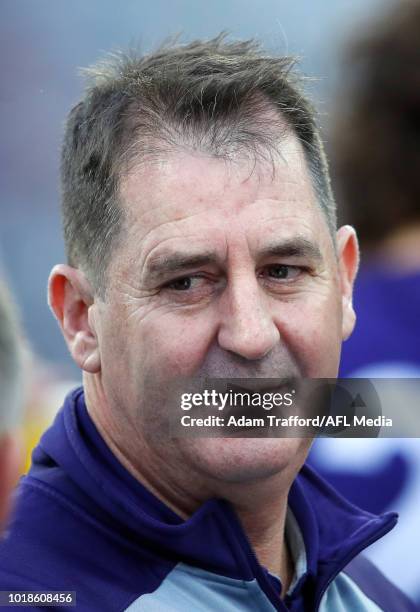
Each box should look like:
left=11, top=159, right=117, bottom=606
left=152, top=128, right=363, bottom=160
left=266, top=265, right=301, bottom=280
left=165, top=276, right=194, bottom=291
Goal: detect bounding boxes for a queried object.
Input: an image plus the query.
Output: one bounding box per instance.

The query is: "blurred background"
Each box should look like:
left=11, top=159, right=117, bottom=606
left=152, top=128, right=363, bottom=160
left=1, top=0, right=419, bottom=605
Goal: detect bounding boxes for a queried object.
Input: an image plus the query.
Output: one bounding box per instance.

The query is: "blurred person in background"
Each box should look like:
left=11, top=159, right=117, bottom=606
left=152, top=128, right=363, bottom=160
left=334, top=0, right=420, bottom=374
left=310, top=0, right=420, bottom=605
left=0, top=273, right=80, bottom=496
left=0, top=280, right=23, bottom=532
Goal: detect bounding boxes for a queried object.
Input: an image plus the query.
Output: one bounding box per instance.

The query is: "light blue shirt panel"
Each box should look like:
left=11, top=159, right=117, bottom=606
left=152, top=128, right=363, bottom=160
left=319, top=572, right=383, bottom=612
left=125, top=562, right=277, bottom=611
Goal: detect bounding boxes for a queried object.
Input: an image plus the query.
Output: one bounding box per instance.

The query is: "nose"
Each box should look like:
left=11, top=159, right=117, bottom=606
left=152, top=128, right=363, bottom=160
left=217, top=274, right=280, bottom=360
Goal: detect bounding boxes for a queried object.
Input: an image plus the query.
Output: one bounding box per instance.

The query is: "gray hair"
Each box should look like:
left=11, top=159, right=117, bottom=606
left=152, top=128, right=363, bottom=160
left=61, top=34, right=336, bottom=293
left=0, top=281, right=23, bottom=434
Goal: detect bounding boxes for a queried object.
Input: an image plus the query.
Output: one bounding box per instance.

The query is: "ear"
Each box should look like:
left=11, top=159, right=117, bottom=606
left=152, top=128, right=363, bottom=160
left=336, top=225, right=360, bottom=341
left=0, top=432, right=22, bottom=533
left=48, top=265, right=101, bottom=373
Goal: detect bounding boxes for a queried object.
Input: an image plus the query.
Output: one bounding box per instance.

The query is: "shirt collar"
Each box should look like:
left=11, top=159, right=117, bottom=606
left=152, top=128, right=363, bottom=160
left=35, top=386, right=398, bottom=589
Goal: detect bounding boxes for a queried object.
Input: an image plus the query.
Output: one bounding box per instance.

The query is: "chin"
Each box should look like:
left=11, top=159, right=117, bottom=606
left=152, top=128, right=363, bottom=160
left=178, top=437, right=310, bottom=484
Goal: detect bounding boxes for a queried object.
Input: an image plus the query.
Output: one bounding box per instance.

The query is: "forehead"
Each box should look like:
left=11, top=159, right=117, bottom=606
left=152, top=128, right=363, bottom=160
left=118, top=133, right=329, bottom=262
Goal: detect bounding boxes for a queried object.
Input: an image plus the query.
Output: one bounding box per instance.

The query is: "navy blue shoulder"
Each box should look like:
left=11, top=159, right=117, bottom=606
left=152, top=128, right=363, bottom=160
left=343, top=555, right=417, bottom=612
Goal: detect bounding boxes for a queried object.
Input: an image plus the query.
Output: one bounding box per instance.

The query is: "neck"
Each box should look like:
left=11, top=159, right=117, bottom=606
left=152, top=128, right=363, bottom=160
left=234, top=496, right=294, bottom=596
left=84, top=375, right=296, bottom=597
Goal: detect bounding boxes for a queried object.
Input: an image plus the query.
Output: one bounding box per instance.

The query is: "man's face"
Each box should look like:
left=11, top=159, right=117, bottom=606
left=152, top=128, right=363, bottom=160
left=91, top=132, right=355, bottom=484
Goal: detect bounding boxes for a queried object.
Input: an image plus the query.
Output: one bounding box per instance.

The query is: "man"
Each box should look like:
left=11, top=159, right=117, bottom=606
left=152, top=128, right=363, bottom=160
left=0, top=280, right=23, bottom=532
left=0, top=35, right=414, bottom=611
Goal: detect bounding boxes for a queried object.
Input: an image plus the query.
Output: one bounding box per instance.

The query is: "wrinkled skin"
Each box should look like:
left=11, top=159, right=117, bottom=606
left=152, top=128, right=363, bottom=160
left=50, top=130, right=358, bottom=526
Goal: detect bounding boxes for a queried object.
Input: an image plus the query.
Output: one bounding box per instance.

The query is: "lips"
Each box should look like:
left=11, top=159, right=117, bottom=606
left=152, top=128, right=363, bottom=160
left=221, top=380, right=291, bottom=419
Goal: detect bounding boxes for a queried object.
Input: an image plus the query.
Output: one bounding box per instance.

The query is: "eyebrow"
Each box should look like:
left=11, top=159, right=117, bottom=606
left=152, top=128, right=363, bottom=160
left=258, top=237, right=323, bottom=263
left=143, top=237, right=323, bottom=282
left=143, top=251, right=222, bottom=282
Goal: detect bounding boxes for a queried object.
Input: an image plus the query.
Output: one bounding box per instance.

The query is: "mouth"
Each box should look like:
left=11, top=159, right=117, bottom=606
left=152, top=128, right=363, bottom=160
left=221, top=379, right=295, bottom=418
left=226, top=379, right=295, bottom=393
left=202, top=373, right=297, bottom=390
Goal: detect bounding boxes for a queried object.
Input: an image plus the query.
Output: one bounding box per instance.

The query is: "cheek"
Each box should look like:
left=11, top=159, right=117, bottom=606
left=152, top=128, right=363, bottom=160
left=275, top=291, right=343, bottom=377
left=139, top=312, right=217, bottom=378
left=96, top=308, right=134, bottom=393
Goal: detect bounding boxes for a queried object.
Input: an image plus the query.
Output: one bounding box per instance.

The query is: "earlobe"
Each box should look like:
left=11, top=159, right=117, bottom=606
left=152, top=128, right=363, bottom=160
left=48, top=265, right=101, bottom=373
left=336, top=226, right=360, bottom=341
